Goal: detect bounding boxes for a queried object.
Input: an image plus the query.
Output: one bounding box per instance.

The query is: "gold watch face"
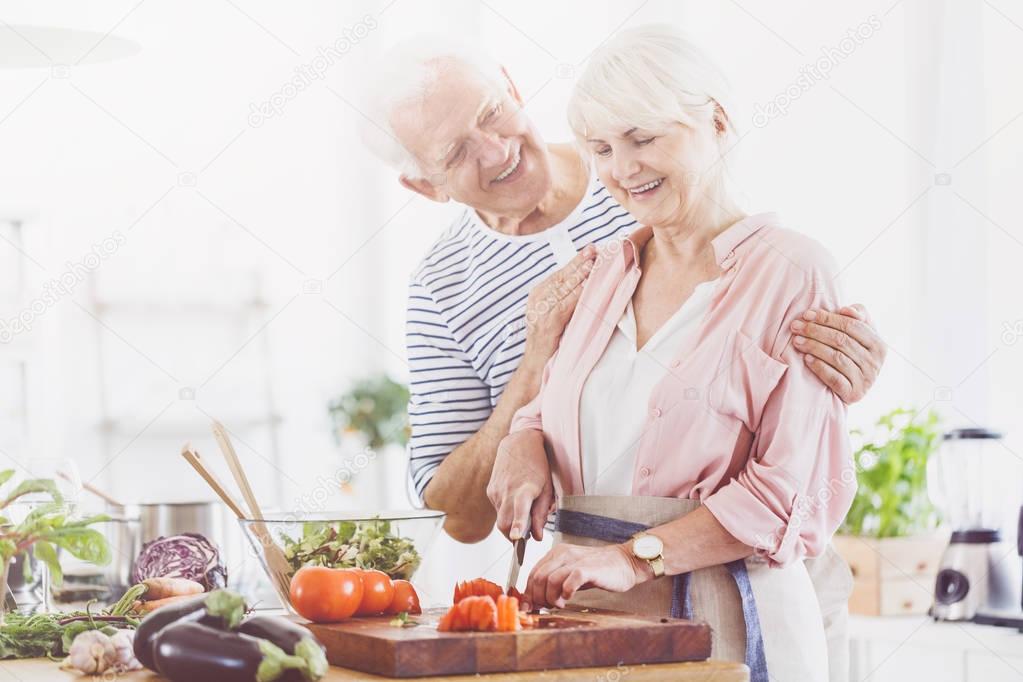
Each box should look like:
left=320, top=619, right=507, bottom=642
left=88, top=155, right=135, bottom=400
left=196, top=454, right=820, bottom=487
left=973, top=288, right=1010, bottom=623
left=633, top=534, right=663, bottom=560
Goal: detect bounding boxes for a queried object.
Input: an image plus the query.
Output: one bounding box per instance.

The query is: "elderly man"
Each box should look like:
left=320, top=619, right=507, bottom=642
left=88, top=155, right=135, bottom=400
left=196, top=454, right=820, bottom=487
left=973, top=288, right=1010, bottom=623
left=362, top=37, right=886, bottom=544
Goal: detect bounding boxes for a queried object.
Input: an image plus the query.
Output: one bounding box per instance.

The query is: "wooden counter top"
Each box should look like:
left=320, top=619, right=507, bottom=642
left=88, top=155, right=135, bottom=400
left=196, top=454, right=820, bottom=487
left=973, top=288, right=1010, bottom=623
left=0, top=657, right=749, bottom=681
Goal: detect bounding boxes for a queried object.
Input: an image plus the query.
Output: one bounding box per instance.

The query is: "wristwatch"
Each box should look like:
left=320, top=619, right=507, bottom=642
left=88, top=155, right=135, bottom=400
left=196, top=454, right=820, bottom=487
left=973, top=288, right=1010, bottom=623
left=630, top=532, right=665, bottom=578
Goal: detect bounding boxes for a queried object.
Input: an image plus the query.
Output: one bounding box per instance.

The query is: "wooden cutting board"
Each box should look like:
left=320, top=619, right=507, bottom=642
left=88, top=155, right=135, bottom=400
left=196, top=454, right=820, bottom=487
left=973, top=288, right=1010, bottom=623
left=302, top=606, right=712, bottom=678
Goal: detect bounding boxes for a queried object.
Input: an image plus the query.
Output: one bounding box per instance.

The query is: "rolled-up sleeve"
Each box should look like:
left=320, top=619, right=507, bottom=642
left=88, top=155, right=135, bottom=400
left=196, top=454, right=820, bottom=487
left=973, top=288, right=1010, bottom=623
left=703, top=264, right=856, bottom=567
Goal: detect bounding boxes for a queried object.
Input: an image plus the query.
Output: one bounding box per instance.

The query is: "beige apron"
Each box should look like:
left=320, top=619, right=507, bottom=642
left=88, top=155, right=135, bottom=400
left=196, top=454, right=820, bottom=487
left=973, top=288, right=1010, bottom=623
left=806, top=543, right=855, bottom=682
left=555, top=495, right=843, bottom=681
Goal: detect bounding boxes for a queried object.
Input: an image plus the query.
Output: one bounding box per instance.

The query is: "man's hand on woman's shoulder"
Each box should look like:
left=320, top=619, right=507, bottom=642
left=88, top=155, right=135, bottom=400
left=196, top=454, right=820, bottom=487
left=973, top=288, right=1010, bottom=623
left=790, top=303, right=886, bottom=403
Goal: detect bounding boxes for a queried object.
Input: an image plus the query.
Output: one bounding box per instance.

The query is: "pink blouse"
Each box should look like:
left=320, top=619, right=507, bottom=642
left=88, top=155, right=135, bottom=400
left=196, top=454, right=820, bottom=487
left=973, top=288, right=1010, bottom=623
left=503, top=213, right=855, bottom=567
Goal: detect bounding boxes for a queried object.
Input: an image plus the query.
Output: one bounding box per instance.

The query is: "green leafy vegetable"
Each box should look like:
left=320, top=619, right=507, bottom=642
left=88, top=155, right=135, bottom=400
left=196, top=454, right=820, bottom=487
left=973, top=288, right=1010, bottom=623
left=0, top=598, right=140, bottom=659
left=840, top=408, right=942, bottom=538
left=32, top=541, right=61, bottom=583
left=282, top=519, right=420, bottom=580
left=0, top=469, right=112, bottom=625
left=388, top=611, right=416, bottom=628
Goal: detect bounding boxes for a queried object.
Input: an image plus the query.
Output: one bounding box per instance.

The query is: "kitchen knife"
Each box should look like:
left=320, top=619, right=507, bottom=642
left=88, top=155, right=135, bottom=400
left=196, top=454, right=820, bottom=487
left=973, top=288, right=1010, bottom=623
left=505, top=534, right=528, bottom=593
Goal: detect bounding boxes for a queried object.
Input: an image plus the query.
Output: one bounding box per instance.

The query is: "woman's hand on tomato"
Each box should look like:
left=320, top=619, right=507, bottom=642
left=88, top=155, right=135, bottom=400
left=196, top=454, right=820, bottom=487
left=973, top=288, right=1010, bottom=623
left=355, top=569, right=395, bottom=615
left=524, top=543, right=647, bottom=609
left=289, top=566, right=364, bottom=622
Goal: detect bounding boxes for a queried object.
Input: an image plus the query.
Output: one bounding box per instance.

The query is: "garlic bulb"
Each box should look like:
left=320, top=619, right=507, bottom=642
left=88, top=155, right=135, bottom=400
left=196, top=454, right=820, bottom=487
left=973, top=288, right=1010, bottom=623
left=67, top=630, right=116, bottom=674
left=108, top=629, right=142, bottom=671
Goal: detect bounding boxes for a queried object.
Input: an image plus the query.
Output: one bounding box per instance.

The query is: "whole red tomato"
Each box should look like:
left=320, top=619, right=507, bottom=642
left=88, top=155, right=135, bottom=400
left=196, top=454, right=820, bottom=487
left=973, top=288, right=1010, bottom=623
left=355, top=569, right=395, bottom=616
left=386, top=579, right=422, bottom=615
left=289, top=566, right=363, bottom=622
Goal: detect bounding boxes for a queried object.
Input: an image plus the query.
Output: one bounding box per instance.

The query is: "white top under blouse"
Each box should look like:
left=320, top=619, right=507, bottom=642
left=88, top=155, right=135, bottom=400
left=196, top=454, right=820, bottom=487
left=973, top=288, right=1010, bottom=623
left=579, top=279, right=718, bottom=495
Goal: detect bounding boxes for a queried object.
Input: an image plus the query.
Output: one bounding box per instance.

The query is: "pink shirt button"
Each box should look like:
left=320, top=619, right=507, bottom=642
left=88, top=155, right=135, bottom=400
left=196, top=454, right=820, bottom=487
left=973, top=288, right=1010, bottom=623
left=640, top=467, right=651, bottom=477
left=651, top=407, right=662, bottom=418
left=670, top=360, right=680, bottom=368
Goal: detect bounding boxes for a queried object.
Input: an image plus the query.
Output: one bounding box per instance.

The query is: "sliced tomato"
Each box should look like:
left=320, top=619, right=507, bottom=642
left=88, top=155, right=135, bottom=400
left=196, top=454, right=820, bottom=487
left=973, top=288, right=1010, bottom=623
left=496, top=594, right=520, bottom=632
left=453, top=578, right=504, bottom=604
left=437, top=595, right=497, bottom=632
left=437, top=608, right=456, bottom=632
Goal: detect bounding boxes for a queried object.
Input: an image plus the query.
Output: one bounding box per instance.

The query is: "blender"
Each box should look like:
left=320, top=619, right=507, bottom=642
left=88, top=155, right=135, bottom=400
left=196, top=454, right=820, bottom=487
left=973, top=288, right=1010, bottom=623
left=928, top=427, right=1023, bottom=626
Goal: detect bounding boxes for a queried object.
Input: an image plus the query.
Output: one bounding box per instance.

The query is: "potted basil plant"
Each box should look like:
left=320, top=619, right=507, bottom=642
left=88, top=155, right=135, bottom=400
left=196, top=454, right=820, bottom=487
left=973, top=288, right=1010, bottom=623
left=833, top=408, right=946, bottom=616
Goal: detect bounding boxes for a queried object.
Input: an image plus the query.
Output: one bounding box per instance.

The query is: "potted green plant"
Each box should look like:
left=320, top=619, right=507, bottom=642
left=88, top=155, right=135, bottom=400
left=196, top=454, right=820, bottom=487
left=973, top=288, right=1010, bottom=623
left=328, top=375, right=410, bottom=451
left=327, top=375, right=411, bottom=507
left=833, top=408, right=947, bottom=616
left=0, top=471, right=111, bottom=624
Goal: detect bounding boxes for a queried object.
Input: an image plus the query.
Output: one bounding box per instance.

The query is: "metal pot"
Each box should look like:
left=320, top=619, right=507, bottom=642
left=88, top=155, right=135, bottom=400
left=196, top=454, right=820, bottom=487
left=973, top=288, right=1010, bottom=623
left=104, top=501, right=242, bottom=591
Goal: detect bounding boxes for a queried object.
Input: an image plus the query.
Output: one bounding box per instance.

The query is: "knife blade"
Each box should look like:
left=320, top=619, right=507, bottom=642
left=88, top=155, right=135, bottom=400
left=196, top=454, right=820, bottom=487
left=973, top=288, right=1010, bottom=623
left=505, top=535, right=527, bottom=593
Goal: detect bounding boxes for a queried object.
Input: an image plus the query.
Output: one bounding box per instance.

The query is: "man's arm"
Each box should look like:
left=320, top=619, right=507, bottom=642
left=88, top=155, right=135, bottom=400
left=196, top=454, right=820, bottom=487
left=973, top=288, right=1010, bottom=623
left=420, top=247, right=597, bottom=543
left=423, top=352, right=545, bottom=542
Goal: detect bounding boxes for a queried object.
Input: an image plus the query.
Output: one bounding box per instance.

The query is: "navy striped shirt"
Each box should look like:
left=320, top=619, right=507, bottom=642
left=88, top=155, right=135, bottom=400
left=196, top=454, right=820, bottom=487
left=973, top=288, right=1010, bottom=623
left=406, top=174, right=637, bottom=501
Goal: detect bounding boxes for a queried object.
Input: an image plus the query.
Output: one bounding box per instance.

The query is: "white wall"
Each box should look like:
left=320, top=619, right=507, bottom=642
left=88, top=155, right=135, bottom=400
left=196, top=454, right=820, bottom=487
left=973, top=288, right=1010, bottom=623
left=1, top=0, right=1021, bottom=629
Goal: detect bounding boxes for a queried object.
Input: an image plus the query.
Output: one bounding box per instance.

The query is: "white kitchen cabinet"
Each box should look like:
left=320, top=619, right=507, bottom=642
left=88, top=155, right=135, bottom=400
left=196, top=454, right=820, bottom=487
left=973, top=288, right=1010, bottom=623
left=849, top=615, right=1023, bottom=681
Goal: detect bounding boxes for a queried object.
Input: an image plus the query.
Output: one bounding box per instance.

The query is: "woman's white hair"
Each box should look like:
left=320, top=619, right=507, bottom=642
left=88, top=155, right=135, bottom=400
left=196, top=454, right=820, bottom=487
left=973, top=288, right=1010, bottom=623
left=568, top=24, right=734, bottom=142
left=360, top=34, right=505, bottom=179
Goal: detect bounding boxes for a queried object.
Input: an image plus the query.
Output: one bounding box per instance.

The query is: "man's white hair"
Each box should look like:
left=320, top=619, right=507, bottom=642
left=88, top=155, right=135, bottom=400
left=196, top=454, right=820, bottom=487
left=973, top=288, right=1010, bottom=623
left=567, top=24, right=734, bottom=140
left=360, top=34, right=505, bottom=179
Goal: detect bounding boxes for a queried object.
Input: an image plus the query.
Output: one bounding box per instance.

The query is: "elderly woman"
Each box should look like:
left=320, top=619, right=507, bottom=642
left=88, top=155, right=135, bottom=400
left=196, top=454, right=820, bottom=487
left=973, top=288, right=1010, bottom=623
left=488, top=25, right=857, bottom=681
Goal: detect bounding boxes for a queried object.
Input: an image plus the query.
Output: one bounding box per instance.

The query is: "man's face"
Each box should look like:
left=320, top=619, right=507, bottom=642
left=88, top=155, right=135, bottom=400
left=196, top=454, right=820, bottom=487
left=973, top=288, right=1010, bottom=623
left=390, top=61, right=552, bottom=219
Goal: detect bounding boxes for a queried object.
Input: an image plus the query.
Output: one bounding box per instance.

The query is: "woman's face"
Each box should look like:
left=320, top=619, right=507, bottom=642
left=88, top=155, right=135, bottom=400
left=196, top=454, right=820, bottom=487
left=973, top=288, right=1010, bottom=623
left=586, top=118, right=722, bottom=228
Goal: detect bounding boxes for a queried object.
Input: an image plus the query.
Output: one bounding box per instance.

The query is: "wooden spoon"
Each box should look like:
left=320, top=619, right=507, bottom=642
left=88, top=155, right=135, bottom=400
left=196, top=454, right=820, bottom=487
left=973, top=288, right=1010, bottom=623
left=209, top=420, right=294, bottom=607
left=180, top=444, right=247, bottom=519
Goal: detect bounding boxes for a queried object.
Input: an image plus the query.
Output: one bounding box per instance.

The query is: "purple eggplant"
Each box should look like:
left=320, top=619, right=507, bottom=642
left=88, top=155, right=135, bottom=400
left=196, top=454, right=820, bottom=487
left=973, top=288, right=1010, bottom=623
left=153, top=621, right=312, bottom=682
left=238, top=615, right=327, bottom=681
left=134, top=589, right=247, bottom=671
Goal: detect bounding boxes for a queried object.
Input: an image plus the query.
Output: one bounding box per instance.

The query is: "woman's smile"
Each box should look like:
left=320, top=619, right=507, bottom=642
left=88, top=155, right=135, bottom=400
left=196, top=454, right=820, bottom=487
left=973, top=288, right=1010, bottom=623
left=625, top=177, right=666, bottom=201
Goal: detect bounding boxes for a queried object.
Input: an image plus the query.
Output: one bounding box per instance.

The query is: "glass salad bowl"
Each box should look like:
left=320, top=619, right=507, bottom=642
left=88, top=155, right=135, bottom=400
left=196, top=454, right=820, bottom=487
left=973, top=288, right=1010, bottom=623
left=238, top=510, right=444, bottom=613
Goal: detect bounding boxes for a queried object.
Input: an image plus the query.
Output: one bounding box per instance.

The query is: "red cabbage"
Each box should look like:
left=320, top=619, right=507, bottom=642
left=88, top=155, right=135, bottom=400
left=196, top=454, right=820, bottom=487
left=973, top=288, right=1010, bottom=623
left=132, top=533, right=227, bottom=590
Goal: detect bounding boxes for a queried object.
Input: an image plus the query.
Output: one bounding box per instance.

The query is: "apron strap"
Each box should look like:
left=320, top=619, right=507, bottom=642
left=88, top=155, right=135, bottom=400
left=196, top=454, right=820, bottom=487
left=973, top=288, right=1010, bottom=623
left=724, top=559, right=769, bottom=682
left=553, top=507, right=647, bottom=542
left=555, top=508, right=767, bottom=682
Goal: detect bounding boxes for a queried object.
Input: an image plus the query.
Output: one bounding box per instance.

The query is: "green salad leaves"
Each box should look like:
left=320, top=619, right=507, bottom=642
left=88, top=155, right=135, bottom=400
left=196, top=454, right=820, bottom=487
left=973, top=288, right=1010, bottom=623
left=282, top=519, right=420, bottom=580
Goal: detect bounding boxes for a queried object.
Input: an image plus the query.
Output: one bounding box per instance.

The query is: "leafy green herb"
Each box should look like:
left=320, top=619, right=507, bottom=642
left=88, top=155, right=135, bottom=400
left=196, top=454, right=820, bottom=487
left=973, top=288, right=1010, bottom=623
left=840, top=408, right=942, bottom=538
left=282, top=519, right=420, bottom=580
left=0, top=469, right=112, bottom=625
left=0, top=599, right=140, bottom=659
left=389, top=611, right=416, bottom=628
